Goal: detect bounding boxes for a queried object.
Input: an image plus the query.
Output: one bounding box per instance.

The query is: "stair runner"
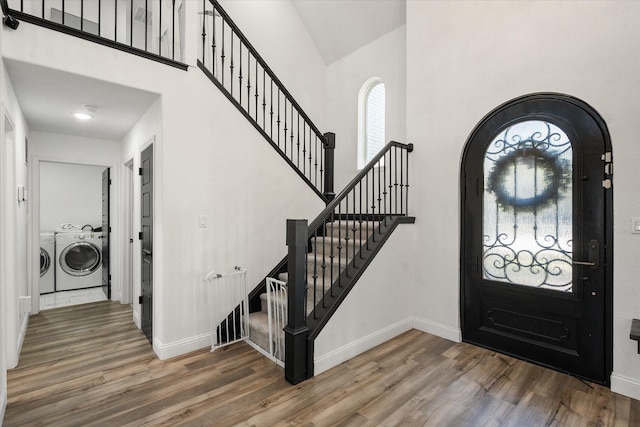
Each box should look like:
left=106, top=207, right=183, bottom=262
left=248, top=220, right=379, bottom=357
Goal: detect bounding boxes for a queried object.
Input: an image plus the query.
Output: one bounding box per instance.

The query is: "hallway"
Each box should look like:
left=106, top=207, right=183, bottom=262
left=4, top=301, right=639, bottom=426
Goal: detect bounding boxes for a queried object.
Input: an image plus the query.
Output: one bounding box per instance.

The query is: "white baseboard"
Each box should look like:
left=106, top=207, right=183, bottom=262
left=412, top=316, right=461, bottom=343
left=153, top=333, right=212, bottom=360
left=0, top=390, right=6, bottom=426
left=611, top=372, right=640, bottom=401
left=314, top=318, right=413, bottom=376
left=10, top=314, right=30, bottom=369
left=132, top=310, right=141, bottom=329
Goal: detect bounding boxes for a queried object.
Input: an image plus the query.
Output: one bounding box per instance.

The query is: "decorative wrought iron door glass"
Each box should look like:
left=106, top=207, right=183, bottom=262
left=482, top=120, right=573, bottom=291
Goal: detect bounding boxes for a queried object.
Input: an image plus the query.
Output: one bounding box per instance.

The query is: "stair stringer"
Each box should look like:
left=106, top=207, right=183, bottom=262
left=305, top=215, right=415, bottom=377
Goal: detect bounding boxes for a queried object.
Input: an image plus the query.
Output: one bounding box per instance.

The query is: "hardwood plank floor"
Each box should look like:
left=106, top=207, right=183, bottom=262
left=4, top=301, right=639, bottom=426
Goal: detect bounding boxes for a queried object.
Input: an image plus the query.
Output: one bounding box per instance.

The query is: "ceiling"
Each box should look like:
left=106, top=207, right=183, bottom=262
left=4, top=1, right=405, bottom=141
left=4, top=58, right=159, bottom=141
left=292, top=0, right=406, bottom=64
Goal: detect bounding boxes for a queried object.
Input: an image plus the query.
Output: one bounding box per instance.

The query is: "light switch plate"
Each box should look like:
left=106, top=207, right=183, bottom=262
left=632, top=218, right=640, bottom=234
left=199, top=214, right=207, bottom=228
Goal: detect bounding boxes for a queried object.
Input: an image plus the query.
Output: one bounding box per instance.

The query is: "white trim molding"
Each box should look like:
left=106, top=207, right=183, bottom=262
left=611, top=372, right=640, bottom=401
left=314, top=318, right=413, bottom=376
left=412, top=316, right=461, bottom=343
left=153, top=333, right=211, bottom=360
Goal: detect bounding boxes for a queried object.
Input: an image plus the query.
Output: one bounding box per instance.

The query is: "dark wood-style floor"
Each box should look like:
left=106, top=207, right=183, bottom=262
left=4, top=301, right=639, bottom=426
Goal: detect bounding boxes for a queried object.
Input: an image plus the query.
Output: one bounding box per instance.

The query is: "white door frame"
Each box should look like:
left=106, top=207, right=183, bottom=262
left=29, top=156, right=120, bottom=314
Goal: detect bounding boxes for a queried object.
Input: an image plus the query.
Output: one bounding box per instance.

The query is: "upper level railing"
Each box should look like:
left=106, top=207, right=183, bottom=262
left=197, top=0, right=333, bottom=202
left=1, top=0, right=187, bottom=70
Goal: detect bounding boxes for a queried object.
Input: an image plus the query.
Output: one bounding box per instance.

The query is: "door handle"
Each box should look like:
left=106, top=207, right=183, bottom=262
left=573, top=239, right=599, bottom=269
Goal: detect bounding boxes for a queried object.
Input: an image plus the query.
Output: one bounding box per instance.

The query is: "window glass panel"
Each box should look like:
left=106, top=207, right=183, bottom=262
left=482, top=120, right=573, bottom=291
left=365, top=83, right=385, bottom=163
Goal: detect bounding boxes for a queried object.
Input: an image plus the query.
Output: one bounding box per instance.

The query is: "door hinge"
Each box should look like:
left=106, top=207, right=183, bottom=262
left=602, top=151, right=613, bottom=176
left=139, top=231, right=143, bottom=240
left=108, top=274, right=112, bottom=281
left=602, top=179, right=612, bottom=189
left=109, top=179, right=112, bottom=185
left=139, top=168, right=143, bottom=176
left=139, top=295, right=144, bottom=304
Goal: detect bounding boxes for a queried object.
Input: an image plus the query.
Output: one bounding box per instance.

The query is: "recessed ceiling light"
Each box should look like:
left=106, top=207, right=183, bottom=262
left=74, top=112, right=92, bottom=121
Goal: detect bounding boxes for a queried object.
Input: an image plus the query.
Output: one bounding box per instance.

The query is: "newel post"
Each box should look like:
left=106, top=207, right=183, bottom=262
left=323, top=132, right=336, bottom=203
left=284, top=219, right=309, bottom=384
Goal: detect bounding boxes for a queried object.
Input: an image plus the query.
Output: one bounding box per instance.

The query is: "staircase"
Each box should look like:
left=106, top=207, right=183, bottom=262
left=200, top=0, right=417, bottom=384
left=248, top=220, right=378, bottom=359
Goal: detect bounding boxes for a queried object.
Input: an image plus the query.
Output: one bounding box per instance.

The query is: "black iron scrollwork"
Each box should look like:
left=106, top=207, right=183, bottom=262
left=483, top=121, right=573, bottom=291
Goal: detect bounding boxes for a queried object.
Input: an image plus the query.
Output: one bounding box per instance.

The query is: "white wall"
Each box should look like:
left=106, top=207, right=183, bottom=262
left=406, top=0, right=640, bottom=399
left=1, top=60, right=30, bottom=379
left=325, top=26, right=407, bottom=191
left=39, top=162, right=105, bottom=232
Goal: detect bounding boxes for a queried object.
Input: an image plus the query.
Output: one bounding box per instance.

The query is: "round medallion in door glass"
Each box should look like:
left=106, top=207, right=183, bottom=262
left=59, top=242, right=102, bottom=277
left=483, top=120, right=574, bottom=291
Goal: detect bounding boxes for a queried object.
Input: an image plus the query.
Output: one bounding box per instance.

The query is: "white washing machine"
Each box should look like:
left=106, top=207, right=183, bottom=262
left=55, top=230, right=102, bottom=291
left=39, top=233, right=55, bottom=294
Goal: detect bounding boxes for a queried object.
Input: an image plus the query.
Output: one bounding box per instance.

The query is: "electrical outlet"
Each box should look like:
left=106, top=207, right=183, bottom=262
left=632, top=218, right=640, bottom=234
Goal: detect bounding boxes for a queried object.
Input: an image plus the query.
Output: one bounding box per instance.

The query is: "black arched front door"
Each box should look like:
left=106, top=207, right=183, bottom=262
left=461, top=93, right=612, bottom=385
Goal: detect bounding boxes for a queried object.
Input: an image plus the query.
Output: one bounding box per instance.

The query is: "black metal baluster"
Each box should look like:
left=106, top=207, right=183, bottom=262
left=394, top=146, right=399, bottom=215
left=374, top=162, right=379, bottom=242
left=220, top=20, right=225, bottom=86
left=283, top=98, right=288, bottom=154
left=337, top=205, right=342, bottom=288
left=405, top=148, right=410, bottom=215
left=320, top=220, right=326, bottom=309
left=366, top=172, right=370, bottom=249
left=98, top=0, right=101, bottom=36
left=297, top=112, right=301, bottom=169
left=400, top=146, right=405, bottom=215
left=383, top=151, right=388, bottom=223
left=312, top=227, right=318, bottom=318
left=359, top=181, right=363, bottom=259
left=114, top=0, right=117, bottom=42
left=41, top=0, right=44, bottom=19
left=239, top=42, right=243, bottom=105
left=292, top=104, right=300, bottom=161
left=343, top=196, right=349, bottom=278
left=171, top=0, right=176, bottom=60
left=62, top=0, right=65, bottom=25
left=302, top=122, right=307, bottom=175
left=262, top=69, right=267, bottom=130
left=378, top=156, right=382, bottom=230
left=130, top=0, right=133, bottom=47
left=144, top=0, right=148, bottom=52
left=201, top=0, right=206, bottom=63
left=254, top=59, right=259, bottom=121
left=230, top=33, right=234, bottom=96
left=159, top=0, right=162, bottom=56
left=80, top=0, right=84, bottom=31
left=314, top=132, right=318, bottom=188
left=276, top=89, right=281, bottom=147
left=269, top=79, right=273, bottom=138
left=246, top=50, right=251, bottom=115
left=212, top=5, right=216, bottom=77
left=329, top=212, right=335, bottom=298
left=352, top=188, right=356, bottom=268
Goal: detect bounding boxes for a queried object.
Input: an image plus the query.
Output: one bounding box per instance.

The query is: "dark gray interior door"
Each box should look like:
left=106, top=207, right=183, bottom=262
left=141, top=145, right=153, bottom=343
left=461, top=93, right=613, bottom=385
left=102, top=168, right=110, bottom=299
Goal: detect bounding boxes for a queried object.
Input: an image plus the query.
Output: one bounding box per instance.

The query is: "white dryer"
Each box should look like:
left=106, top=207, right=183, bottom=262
left=55, top=230, right=102, bottom=291
left=39, top=233, right=55, bottom=294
